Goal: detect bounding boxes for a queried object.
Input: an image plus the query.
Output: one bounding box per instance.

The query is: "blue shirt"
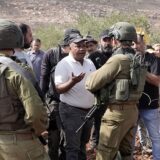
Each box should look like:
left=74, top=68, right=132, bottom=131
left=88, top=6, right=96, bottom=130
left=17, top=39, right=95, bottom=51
left=27, top=50, right=45, bottom=82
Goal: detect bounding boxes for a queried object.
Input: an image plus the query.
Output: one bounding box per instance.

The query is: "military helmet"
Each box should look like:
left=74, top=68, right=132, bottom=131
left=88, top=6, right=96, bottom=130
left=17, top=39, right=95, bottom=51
left=0, top=19, right=24, bottom=49
left=110, top=22, right=137, bottom=42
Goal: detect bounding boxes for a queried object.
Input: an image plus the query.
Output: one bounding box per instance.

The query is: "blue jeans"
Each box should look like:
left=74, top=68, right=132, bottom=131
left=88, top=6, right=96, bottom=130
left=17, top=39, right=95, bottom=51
left=139, top=108, right=160, bottom=160
left=59, top=102, right=92, bottom=160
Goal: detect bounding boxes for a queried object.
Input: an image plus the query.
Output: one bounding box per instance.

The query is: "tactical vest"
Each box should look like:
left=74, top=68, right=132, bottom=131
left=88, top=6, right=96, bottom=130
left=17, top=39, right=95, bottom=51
left=0, top=64, right=26, bottom=131
left=101, top=47, right=147, bottom=104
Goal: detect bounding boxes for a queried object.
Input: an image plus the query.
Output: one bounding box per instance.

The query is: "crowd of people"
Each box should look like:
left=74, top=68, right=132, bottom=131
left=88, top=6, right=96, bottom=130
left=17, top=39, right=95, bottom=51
left=0, top=18, right=160, bottom=160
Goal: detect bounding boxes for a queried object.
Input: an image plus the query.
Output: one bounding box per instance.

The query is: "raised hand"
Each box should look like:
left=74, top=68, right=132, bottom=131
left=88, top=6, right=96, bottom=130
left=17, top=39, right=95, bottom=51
left=71, top=72, right=85, bottom=84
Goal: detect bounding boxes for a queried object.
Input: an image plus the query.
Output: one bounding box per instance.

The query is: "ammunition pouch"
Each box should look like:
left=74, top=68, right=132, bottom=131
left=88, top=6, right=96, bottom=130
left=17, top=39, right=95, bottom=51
left=110, top=73, right=146, bottom=103
left=94, top=54, right=147, bottom=105
left=115, top=79, right=129, bottom=101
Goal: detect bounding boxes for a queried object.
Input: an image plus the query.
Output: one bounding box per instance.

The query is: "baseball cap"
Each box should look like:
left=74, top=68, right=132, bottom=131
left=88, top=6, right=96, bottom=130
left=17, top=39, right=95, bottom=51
left=61, top=28, right=82, bottom=46
left=64, top=28, right=81, bottom=37
left=85, top=35, right=98, bottom=44
left=69, top=33, right=86, bottom=44
left=99, top=29, right=111, bottom=39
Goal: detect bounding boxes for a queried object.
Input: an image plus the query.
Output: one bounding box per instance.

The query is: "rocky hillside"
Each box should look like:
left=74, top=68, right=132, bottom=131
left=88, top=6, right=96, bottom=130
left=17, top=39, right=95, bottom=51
left=0, top=0, right=160, bottom=29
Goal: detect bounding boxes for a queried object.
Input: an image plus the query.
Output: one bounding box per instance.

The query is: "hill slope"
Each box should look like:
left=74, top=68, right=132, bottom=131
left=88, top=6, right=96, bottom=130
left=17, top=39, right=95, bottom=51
left=0, top=0, right=160, bottom=28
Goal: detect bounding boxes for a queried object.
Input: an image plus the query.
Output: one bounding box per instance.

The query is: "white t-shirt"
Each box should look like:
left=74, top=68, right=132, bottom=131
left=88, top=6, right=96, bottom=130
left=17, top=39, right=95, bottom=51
left=55, top=54, right=96, bottom=109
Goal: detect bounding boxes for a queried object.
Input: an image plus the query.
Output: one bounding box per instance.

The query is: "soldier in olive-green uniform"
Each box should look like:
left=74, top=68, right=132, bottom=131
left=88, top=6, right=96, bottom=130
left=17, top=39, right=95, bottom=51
left=85, top=22, right=145, bottom=160
left=0, top=19, right=50, bottom=160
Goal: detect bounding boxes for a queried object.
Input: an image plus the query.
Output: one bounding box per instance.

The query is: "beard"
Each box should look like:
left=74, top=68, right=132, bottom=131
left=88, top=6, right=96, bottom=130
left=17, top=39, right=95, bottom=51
left=23, top=42, right=31, bottom=49
left=102, top=45, right=112, bottom=53
left=22, top=37, right=32, bottom=49
left=101, top=45, right=113, bottom=58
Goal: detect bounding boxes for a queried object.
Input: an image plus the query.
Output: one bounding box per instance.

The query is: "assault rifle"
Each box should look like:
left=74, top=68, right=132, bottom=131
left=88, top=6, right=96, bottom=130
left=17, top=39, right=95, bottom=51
left=76, top=89, right=107, bottom=133
left=75, top=98, right=101, bottom=133
left=75, top=81, right=113, bottom=134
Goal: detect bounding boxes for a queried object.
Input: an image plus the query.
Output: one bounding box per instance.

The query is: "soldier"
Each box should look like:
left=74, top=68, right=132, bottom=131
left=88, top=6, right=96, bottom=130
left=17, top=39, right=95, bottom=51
left=0, top=19, right=49, bottom=160
left=85, top=22, right=145, bottom=160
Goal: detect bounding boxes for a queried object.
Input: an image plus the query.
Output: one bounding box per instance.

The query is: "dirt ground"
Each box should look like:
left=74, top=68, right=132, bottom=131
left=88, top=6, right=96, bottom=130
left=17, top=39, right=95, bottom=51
left=86, top=135, right=153, bottom=160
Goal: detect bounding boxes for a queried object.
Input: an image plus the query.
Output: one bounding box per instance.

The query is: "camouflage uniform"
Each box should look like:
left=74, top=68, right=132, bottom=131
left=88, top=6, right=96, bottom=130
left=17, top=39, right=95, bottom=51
left=85, top=22, right=145, bottom=160
left=0, top=19, right=50, bottom=160
left=86, top=53, right=138, bottom=160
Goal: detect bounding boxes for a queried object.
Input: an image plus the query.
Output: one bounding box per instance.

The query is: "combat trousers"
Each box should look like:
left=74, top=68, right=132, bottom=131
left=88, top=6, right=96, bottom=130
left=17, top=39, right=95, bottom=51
left=89, top=105, right=107, bottom=149
left=0, top=133, right=50, bottom=160
left=96, top=103, right=138, bottom=160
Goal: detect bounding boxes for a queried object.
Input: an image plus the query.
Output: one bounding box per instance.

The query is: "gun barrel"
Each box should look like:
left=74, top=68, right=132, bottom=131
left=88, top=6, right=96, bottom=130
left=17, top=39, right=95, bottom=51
left=75, top=105, right=98, bottom=133
left=75, top=120, right=87, bottom=133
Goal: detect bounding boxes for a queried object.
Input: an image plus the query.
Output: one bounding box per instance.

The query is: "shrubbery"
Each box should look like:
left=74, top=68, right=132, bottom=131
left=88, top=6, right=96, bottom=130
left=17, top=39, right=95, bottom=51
left=34, top=13, right=159, bottom=50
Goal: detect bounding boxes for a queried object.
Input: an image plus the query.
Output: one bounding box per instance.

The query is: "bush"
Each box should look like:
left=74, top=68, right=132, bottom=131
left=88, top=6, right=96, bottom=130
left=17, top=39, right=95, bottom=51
left=150, top=30, right=160, bottom=45
left=34, top=13, right=159, bottom=50
left=34, top=25, right=64, bottom=50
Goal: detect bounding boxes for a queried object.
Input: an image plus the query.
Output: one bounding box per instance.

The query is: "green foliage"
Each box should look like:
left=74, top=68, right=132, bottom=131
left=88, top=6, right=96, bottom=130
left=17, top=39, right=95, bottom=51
left=129, top=14, right=150, bottom=33
left=150, top=31, right=160, bottom=45
left=34, top=13, right=160, bottom=50
left=75, top=13, right=151, bottom=37
left=34, top=25, right=64, bottom=50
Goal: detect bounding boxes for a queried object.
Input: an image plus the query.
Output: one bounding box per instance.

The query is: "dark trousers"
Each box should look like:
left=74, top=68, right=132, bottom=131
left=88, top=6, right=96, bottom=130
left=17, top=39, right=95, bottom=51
left=47, top=101, right=66, bottom=160
left=59, top=102, right=93, bottom=160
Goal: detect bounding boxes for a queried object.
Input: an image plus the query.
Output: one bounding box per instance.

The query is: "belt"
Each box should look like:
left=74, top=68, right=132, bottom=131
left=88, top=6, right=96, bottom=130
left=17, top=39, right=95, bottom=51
left=0, top=133, right=36, bottom=141
left=108, top=103, right=137, bottom=110
left=74, top=106, right=90, bottom=112
left=61, top=102, right=91, bottom=111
